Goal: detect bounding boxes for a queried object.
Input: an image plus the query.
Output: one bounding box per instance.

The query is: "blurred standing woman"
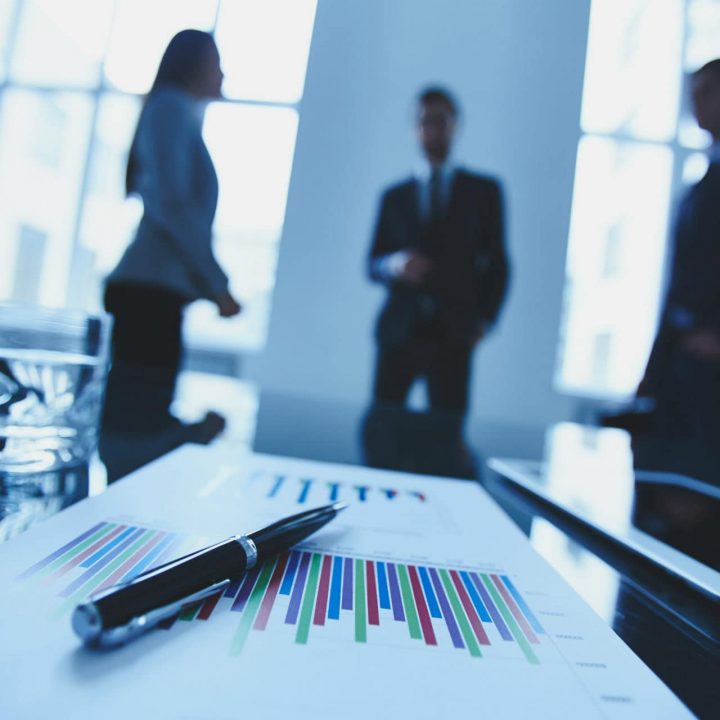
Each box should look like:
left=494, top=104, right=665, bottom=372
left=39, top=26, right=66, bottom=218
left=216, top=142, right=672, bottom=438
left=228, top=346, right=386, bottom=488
left=103, top=29, right=240, bottom=442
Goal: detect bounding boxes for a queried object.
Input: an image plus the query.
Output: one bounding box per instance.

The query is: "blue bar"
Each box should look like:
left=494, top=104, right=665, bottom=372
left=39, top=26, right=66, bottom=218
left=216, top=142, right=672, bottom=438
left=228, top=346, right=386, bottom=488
left=145, top=534, right=185, bottom=572
left=279, top=550, right=301, bottom=595
left=382, top=489, right=398, bottom=499
left=298, top=479, right=312, bottom=504
left=341, top=557, right=353, bottom=610
left=122, top=533, right=178, bottom=582
left=355, top=486, right=368, bottom=502
left=501, top=575, right=545, bottom=634
left=59, top=528, right=146, bottom=597
left=418, top=566, right=442, bottom=619
left=328, top=482, right=340, bottom=502
left=459, top=570, right=491, bottom=622
left=269, top=475, right=284, bottom=498
left=79, top=526, right=137, bottom=568
left=376, top=561, right=391, bottom=610
left=328, top=555, right=343, bottom=619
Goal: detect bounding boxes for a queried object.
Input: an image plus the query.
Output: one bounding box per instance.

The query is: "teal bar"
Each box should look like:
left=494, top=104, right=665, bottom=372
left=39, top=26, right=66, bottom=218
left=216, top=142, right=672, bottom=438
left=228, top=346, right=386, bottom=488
left=439, top=569, right=481, bottom=657
left=397, top=565, right=421, bottom=640
left=354, top=559, right=367, bottom=642
left=295, top=554, right=322, bottom=644
left=178, top=601, right=202, bottom=621
left=36, top=524, right=117, bottom=579
left=229, top=559, right=277, bottom=655
left=51, top=529, right=154, bottom=619
left=480, top=574, right=539, bottom=665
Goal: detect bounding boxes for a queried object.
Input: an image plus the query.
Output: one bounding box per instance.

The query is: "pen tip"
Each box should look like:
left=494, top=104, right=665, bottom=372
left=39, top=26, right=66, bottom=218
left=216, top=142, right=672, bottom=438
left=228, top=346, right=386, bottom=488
left=331, top=501, right=349, bottom=513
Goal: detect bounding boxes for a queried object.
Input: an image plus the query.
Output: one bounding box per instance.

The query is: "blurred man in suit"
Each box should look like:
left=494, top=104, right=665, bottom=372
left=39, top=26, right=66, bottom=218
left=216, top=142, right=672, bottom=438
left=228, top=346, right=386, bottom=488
left=368, top=87, right=509, bottom=415
left=639, top=59, right=720, bottom=465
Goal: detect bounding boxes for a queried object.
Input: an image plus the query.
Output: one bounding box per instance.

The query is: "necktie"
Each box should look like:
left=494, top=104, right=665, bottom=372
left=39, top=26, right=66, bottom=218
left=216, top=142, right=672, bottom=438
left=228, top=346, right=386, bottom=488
left=425, top=168, right=444, bottom=248
left=429, top=168, right=443, bottom=225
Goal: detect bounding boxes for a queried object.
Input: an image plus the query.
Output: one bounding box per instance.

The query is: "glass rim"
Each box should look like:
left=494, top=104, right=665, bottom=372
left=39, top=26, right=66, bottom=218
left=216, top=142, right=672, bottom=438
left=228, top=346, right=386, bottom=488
left=0, top=301, right=111, bottom=325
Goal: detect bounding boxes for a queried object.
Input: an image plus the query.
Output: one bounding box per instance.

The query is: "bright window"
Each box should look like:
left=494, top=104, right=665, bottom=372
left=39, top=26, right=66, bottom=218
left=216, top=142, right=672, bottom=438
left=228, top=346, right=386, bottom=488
left=557, top=0, right=718, bottom=398
left=0, top=0, right=318, bottom=355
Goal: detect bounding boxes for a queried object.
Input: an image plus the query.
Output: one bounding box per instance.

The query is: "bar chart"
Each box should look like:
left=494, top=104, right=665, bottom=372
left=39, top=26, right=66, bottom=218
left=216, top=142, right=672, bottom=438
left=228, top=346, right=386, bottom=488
left=251, top=470, right=428, bottom=505
left=18, top=521, right=545, bottom=664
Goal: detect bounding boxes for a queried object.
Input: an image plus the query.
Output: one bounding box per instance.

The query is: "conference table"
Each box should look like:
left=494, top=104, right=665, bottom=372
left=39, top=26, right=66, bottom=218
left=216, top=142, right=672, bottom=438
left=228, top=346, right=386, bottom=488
left=1, top=384, right=718, bottom=717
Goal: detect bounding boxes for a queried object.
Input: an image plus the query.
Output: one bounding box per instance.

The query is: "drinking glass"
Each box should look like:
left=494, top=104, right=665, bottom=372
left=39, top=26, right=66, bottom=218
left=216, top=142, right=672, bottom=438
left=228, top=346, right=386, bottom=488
left=0, top=303, right=111, bottom=475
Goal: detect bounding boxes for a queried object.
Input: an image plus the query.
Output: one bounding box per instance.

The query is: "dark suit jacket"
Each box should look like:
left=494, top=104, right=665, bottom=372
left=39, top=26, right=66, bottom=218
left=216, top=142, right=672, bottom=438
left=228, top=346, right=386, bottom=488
left=644, top=161, right=720, bottom=392
left=368, top=168, right=509, bottom=346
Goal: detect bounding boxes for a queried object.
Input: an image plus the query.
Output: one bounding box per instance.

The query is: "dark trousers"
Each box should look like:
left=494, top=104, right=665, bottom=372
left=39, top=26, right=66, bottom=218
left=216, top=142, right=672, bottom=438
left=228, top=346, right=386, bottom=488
left=103, top=283, right=187, bottom=432
left=372, top=333, right=473, bottom=413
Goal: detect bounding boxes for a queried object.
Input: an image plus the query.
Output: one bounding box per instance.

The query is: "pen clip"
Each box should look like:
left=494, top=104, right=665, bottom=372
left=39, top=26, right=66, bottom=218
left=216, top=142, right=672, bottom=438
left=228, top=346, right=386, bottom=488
left=85, top=578, right=232, bottom=648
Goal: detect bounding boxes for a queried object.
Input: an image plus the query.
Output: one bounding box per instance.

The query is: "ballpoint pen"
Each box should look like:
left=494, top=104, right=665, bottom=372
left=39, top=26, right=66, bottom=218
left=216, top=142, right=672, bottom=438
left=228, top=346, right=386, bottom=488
left=72, top=501, right=348, bottom=648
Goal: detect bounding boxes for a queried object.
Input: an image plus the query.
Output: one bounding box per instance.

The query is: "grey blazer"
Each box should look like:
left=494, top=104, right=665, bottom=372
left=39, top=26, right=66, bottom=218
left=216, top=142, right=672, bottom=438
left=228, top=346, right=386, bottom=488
left=109, top=87, right=228, bottom=300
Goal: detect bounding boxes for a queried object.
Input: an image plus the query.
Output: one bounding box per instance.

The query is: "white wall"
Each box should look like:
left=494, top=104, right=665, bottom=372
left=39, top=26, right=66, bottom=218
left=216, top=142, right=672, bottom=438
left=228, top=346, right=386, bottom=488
left=249, top=0, right=591, bottom=431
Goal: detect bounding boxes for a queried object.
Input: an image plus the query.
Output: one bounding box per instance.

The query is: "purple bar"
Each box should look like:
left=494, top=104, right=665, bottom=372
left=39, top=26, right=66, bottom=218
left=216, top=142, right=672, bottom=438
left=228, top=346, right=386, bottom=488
left=15, top=522, right=107, bottom=580
left=470, top=572, right=512, bottom=641
left=341, top=557, right=353, bottom=610
left=230, top=565, right=262, bottom=612
left=224, top=540, right=263, bottom=598
left=428, top=567, right=464, bottom=649
left=285, top=552, right=311, bottom=624
left=58, top=528, right=145, bottom=598
left=144, top=533, right=185, bottom=571
left=224, top=574, right=245, bottom=598
left=386, top=563, right=405, bottom=621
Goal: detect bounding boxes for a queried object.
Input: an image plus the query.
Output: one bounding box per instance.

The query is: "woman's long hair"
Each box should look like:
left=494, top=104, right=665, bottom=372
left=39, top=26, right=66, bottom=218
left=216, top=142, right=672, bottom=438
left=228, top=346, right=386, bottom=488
left=125, top=29, right=216, bottom=196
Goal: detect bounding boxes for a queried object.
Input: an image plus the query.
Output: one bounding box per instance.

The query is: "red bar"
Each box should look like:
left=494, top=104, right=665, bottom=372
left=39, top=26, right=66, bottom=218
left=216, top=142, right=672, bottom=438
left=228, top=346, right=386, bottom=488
left=93, top=532, right=167, bottom=593
left=450, top=570, right=491, bottom=645
left=366, top=560, right=380, bottom=626
left=408, top=565, right=437, bottom=645
left=312, top=555, right=334, bottom=626
left=254, top=553, right=290, bottom=630
left=197, top=591, right=223, bottom=620
left=45, top=525, right=128, bottom=582
left=491, top=574, right=539, bottom=644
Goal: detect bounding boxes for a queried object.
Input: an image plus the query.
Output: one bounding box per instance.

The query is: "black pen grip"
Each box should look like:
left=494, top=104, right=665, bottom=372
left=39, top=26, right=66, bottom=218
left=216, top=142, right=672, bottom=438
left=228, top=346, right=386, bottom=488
left=90, top=537, right=247, bottom=630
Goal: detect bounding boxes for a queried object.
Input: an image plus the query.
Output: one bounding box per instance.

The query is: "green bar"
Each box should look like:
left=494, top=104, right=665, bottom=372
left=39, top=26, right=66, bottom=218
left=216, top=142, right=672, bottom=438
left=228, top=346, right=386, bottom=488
left=397, top=565, right=422, bottom=640
left=439, top=569, right=481, bottom=657
left=178, top=601, right=202, bottom=621
left=230, top=559, right=277, bottom=655
left=354, top=558, right=367, bottom=643
left=51, top=530, right=155, bottom=619
left=36, top=524, right=118, bottom=579
left=296, top=554, right=323, bottom=644
left=480, top=574, right=539, bottom=665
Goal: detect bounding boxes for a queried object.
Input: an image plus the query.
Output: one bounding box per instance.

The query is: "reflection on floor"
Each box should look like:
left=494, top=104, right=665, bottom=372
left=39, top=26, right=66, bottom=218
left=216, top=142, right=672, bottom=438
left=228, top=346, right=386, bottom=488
left=99, top=371, right=258, bottom=483
left=173, top=371, right=258, bottom=452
